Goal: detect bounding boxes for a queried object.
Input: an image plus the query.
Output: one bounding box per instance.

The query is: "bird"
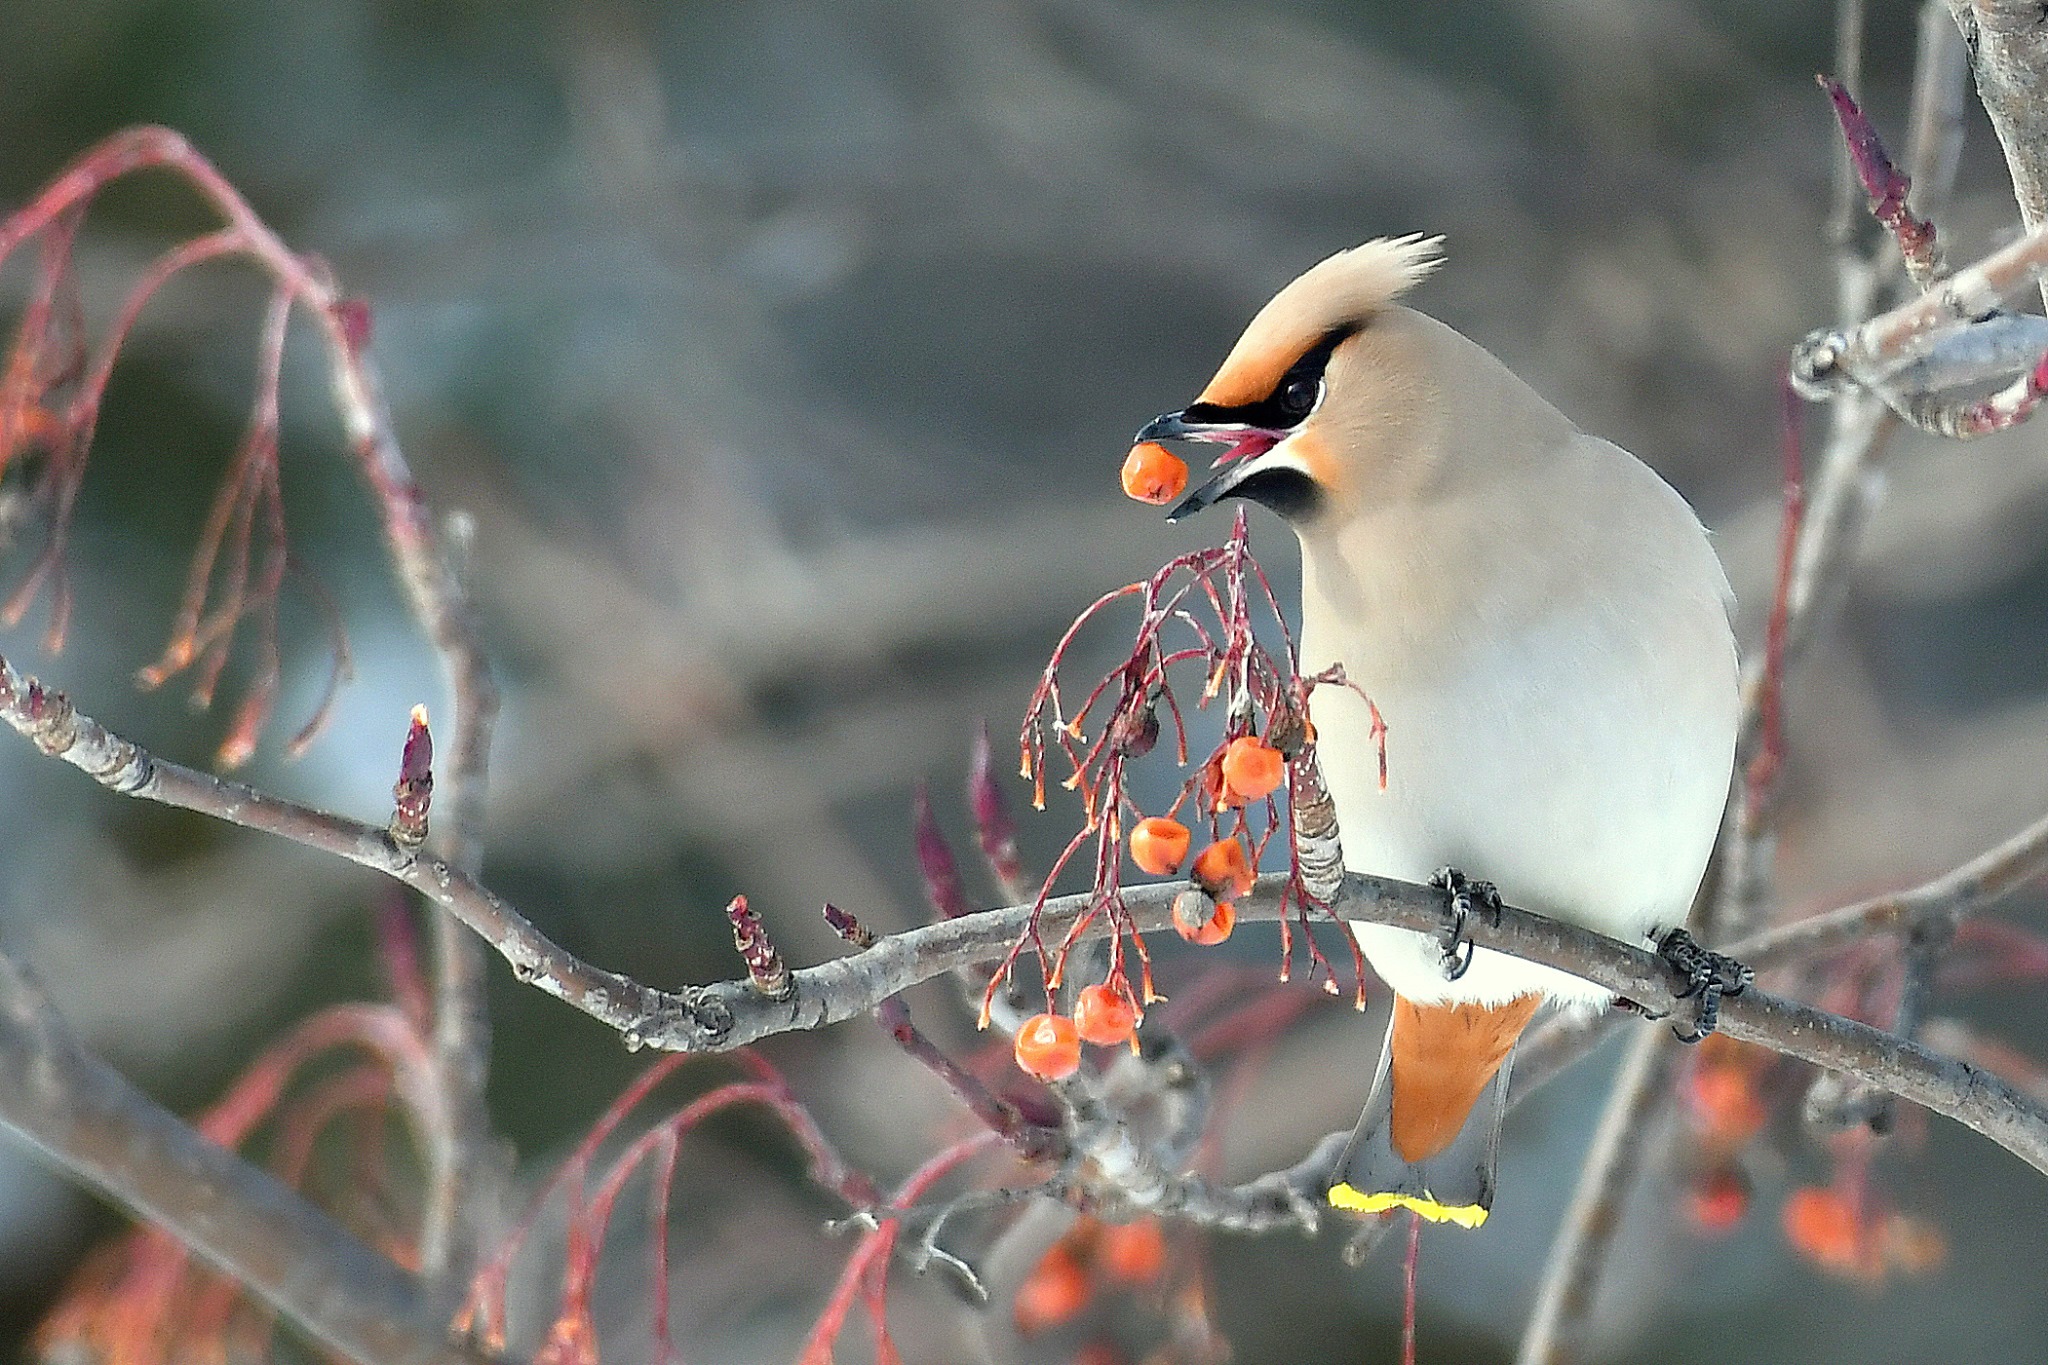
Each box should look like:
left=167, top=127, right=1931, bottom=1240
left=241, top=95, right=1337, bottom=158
left=1134, top=236, right=1742, bottom=1227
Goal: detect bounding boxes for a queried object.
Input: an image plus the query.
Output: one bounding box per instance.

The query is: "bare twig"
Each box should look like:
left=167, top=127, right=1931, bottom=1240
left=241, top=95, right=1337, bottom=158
left=0, top=949, right=487, bottom=1365
left=1800, top=220, right=2048, bottom=393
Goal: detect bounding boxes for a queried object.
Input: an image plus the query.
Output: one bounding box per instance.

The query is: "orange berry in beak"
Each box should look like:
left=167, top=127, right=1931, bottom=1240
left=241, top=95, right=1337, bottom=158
left=1121, top=442, right=1189, bottom=505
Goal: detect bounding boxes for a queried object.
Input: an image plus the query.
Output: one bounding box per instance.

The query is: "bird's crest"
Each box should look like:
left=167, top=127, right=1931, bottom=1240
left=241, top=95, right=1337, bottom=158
left=1198, top=235, right=1444, bottom=407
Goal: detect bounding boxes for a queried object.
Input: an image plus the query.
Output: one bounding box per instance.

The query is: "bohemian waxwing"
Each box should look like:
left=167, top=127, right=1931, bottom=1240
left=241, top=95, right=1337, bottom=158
left=1137, top=236, right=1740, bottom=1226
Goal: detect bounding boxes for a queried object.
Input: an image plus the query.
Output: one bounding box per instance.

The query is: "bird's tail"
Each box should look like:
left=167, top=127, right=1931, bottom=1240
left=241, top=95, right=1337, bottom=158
left=1327, top=993, right=1542, bottom=1228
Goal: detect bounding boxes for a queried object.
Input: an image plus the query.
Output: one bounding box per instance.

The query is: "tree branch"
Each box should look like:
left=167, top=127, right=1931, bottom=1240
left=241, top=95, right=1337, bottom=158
left=7, top=652, right=2047, bottom=1185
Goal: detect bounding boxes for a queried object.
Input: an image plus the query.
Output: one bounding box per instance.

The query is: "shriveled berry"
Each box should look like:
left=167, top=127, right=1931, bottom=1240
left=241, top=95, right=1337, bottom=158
left=1129, top=816, right=1192, bottom=876
left=1172, top=890, right=1235, bottom=945
left=1098, top=1218, right=1167, bottom=1283
left=1120, top=442, right=1189, bottom=505
left=1220, top=735, right=1286, bottom=802
left=1014, top=1012, right=1082, bottom=1080
left=1073, top=982, right=1138, bottom=1046
left=1191, top=837, right=1254, bottom=901
left=1196, top=750, right=1242, bottom=812
left=1013, top=1244, right=1091, bottom=1334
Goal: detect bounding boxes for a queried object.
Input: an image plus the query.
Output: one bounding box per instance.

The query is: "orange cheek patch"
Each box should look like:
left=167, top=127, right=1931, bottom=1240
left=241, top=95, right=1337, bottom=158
left=1285, top=427, right=1344, bottom=497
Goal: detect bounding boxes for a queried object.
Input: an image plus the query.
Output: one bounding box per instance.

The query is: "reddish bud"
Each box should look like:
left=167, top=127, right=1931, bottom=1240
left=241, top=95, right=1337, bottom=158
left=913, top=782, right=972, bottom=920
left=389, top=704, right=433, bottom=848
left=971, top=723, right=1028, bottom=901
left=725, top=895, right=792, bottom=1000
left=822, top=902, right=875, bottom=949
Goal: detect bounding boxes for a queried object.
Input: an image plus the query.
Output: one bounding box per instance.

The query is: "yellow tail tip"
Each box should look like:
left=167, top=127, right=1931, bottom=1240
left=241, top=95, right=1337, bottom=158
left=1326, top=1184, right=1489, bottom=1229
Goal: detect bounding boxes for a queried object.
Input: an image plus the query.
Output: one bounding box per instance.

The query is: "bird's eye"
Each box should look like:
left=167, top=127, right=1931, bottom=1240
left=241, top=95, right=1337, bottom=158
left=1281, top=377, right=1320, bottom=419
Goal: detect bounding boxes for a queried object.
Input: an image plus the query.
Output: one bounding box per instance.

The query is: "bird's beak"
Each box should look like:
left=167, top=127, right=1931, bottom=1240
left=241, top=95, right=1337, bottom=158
left=1136, top=408, right=1290, bottom=522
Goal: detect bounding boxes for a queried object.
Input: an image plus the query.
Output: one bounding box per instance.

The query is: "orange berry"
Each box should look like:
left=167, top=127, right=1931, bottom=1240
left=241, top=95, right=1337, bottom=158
left=1014, top=1013, right=1082, bottom=1081
left=1685, top=1064, right=1767, bottom=1145
left=1120, top=442, right=1189, bottom=505
left=1172, top=890, right=1235, bottom=945
left=1220, top=735, right=1286, bottom=802
left=1129, top=817, right=1192, bottom=876
left=1098, top=1218, right=1167, bottom=1284
left=1686, top=1168, right=1749, bottom=1235
left=1782, top=1186, right=1863, bottom=1272
left=1191, top=837, right=1254, bottom=901
left=1013, top=1244, right=1091, bottom=1334
left=1073, top=982, right=1138, bottom=1046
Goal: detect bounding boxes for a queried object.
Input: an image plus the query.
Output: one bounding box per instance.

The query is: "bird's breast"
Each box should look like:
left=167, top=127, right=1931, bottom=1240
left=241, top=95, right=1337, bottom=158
left=1295, top=495, right=1737, bottom=1003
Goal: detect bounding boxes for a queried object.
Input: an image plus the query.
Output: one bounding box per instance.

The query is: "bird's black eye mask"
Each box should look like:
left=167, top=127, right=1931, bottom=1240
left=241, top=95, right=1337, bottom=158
left=1179, top=323, right=1359, bottom=432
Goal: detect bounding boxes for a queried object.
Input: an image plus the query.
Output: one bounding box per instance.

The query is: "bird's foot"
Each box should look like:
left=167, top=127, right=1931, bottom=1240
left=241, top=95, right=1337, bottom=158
left=1429, top=867, right=1502, bottom=982
left=1656, top=928, right=1753, bottom=1043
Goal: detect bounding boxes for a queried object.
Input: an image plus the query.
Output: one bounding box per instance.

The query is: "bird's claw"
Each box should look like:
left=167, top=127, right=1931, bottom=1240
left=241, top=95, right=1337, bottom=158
left=1657, top=927, right=1752, bottom=1043
left=1430, top=867, right=1502, bottom=982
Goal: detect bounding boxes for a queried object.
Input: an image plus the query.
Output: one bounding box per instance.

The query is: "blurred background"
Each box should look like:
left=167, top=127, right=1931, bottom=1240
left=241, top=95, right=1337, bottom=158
left=4, top=0, right=2048, bottom=1360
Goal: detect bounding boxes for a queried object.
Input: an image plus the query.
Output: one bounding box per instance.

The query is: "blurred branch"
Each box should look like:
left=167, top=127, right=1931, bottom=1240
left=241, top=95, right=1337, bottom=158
left=1514, top=1028, right=1678, bottom=1365
left=0, top=948, right=488, bottom=1365
left=1735, top=804, right=2048, bottom=964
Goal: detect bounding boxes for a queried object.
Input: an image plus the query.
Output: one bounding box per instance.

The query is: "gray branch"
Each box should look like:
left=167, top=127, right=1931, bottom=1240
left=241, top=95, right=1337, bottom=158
left=6, top=652, right=2048, bottom=1185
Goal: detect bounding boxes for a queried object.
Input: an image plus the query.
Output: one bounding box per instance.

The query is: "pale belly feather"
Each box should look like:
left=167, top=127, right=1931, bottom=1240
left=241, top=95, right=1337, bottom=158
left=1303, top=568, right=1737, bottom=1009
